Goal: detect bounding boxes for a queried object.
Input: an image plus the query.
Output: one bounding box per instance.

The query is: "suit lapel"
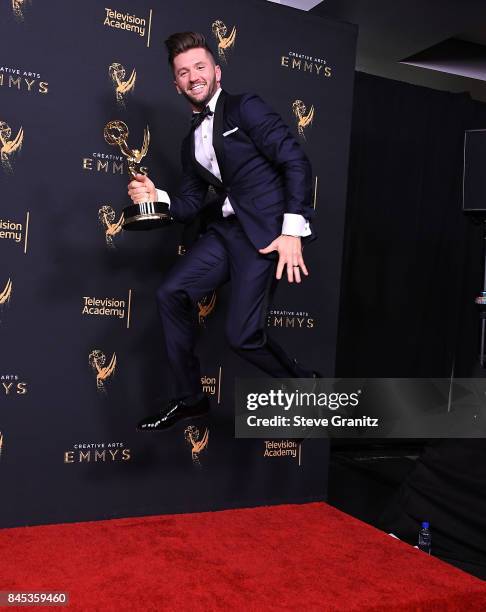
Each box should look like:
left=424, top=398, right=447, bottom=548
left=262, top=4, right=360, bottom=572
left=189, top=90, right=227, bottom=189
left=190, top=132, right=222, bottom=189
left=212, top=90, right=226, bottom=182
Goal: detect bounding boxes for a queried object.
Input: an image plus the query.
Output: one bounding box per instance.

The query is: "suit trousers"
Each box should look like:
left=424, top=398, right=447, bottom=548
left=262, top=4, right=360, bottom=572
left=156, top=215, right=307, bottom=399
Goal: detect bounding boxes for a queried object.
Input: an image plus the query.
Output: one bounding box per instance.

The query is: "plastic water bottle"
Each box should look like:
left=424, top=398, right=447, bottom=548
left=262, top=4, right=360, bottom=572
left=418, top=521, right=432, bottom=554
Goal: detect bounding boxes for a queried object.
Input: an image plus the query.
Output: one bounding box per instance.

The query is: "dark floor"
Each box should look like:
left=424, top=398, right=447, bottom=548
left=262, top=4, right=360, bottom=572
left=327, top=441, right=486, bottom=581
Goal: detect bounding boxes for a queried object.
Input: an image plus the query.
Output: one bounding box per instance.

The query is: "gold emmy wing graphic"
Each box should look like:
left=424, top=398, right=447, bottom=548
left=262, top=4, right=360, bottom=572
left=11, top=0, right=26, bottom=20
left=211, top=20, right=237, bottom=62
left=0, top=278, right=13, bottom=307
left=98, top=205, right=124, bottom=247
left=0, top=121, right=24, bottom=172
left=184, top=425, right=209, bottom=465
left=89, top=349, right=117, bottom=391
left=0, top=431, right=3, bottom=459
left=197, top=292, right=216, bottom=323
left=109, top=63, right=136, bottom=104
left=103, top=120, right=170, bottom=230
left=292, top=99, right=315, bottom=140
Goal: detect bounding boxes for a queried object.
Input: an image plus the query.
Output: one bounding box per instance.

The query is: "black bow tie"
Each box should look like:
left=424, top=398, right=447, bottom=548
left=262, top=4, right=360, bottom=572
left=191, top=105, right=214, bottom=130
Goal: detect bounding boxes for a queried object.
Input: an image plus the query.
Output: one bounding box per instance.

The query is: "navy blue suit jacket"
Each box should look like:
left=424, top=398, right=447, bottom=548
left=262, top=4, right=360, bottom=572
left=169, top=90, right=315, bottom=250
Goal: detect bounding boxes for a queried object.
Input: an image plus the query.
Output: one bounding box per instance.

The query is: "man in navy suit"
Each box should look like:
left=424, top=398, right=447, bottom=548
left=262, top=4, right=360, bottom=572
left=128, top=32, right=316, bottom=431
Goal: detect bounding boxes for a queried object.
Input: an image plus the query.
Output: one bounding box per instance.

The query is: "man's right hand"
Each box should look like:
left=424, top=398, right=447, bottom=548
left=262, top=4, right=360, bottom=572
left=128, top=174, right=157, bottom=204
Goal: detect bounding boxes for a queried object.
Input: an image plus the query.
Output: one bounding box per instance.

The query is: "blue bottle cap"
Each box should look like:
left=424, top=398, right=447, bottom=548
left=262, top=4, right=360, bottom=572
left=421, top=521, right=430, bottom=529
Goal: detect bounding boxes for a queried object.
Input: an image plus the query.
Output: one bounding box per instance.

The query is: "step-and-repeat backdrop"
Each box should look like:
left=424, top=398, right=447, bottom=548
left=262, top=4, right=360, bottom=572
left=0, top=0, right=356, bottom=526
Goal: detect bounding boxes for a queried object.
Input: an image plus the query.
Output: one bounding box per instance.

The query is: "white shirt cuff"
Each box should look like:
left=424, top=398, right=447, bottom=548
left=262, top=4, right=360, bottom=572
left=282, top=213, right=311, bottom=237
left=156, top=188, right=171, bottom=207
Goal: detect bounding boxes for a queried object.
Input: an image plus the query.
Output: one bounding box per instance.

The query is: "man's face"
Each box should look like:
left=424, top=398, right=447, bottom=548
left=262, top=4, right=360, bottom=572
left=173, top=47, right=221, bottom=110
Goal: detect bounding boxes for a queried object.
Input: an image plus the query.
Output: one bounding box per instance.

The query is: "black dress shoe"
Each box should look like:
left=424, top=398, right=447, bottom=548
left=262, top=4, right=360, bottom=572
left=291, top=358, right=321, bottom=379
left=137, top=395, right=210, bottom=432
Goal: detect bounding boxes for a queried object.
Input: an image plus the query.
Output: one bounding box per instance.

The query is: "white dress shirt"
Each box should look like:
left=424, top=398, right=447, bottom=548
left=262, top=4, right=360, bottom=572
left=156, top=88, right=311, bottom=237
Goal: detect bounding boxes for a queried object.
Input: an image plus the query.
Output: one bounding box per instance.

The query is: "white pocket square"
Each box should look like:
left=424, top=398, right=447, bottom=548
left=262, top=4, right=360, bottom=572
left=223, top=127, right=239, bottom=137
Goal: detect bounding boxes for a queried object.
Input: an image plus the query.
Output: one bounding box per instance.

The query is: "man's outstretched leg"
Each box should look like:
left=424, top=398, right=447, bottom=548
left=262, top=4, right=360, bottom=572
left=223, top=217, right=315, bottom=378
left=137, top=229, right=229, bottom=431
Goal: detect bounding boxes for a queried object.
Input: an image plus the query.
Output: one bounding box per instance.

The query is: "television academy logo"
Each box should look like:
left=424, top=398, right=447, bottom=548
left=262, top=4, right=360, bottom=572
left=103, top=8, right=153, bottom=48
left=89, top=349, right=117, bottom=391
left=201, top=366, right=222, bottom=402
left=292, top=100, right=314, bottom=140
left=0, top=66, right=49, bottom=95
left=82, top=291, right=132, bottom=328
left=0, top=120, right=23, bottom=172
left=64, top=441, right=131, bottom=464
left=211, top=20, right=237, bottom=63
left=263, top=440, right=301, bottom=464
left=184, top=425, right=209, bottom=465
left=98, top=205, right=124, bottom=247
left=0, top=212, right=30, bottom=253
left=109, top=63, right=136, bottom=105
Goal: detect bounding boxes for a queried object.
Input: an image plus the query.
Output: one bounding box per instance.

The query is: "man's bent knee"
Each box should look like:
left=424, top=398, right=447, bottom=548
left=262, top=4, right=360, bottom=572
left=225, top=328, right=265, bottom=352
left=156, top=279, right=188, bottom=311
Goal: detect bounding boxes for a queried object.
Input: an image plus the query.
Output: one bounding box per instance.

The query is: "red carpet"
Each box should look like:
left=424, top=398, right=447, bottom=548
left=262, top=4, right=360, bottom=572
left=1, top=503, right=485, bottom=611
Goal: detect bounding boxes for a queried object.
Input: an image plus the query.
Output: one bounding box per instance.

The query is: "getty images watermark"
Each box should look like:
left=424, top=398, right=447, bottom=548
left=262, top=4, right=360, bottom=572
left=246, top=388, right=374, bottom=426
left=235, top=378, right=486, bottom=438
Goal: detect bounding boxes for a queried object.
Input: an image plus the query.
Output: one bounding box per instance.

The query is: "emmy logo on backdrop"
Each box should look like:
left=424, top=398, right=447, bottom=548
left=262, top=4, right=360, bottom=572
left=0, top=432, right=4, bottom=459
left=103, top=120, right=170, bottom=230
left=98, top=205, right=124, bottom=247
left=89, top=349, right=117, bottom=391
left=109, top=63, right=136, bottom=105
left=0, top=279, right=13, bottom=313
left=184, top=425, right=209, bottom=465
left=197, top=292, right=216, bottom=324
left=11, top=0, right=27, bottom=20
left=0, top=121, right=23, bottom=172
left=211, top=20, right=237, bottom=63
left=178, top=246, right=216, bottom=323
left=292, top=100, right=315, bottom=140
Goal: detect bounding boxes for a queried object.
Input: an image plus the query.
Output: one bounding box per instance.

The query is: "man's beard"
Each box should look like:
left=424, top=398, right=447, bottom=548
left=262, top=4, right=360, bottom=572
left=182, top=76, right=218, bottom=110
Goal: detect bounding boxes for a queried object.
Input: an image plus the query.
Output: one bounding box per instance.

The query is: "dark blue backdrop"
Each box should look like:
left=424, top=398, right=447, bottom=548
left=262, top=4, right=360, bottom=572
left=0, top=0, right=356, bottom=527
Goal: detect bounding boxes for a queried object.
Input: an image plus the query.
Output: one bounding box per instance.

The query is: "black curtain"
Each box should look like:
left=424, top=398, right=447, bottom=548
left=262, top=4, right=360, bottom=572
left=379, top=439, right=486, bottom=578
left=335, top=72, right=486, bottom=577
left=337, top=72, right=486, bottom=379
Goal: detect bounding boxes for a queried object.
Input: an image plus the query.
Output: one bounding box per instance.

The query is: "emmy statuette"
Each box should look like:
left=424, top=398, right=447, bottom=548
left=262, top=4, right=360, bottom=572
left=103, top=120, right=171, bottom=231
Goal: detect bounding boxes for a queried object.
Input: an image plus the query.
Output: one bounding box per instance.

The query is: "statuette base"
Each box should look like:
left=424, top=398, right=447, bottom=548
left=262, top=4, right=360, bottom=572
left=122, top=202, right=171, bottom=231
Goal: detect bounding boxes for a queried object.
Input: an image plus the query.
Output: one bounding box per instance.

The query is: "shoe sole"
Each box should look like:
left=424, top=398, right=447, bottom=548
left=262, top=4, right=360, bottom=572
left=136, top=409, right=210, bottom=433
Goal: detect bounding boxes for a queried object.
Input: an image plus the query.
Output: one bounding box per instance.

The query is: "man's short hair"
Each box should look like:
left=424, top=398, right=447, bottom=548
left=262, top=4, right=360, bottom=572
left=165, top=32, right=216, bottom=69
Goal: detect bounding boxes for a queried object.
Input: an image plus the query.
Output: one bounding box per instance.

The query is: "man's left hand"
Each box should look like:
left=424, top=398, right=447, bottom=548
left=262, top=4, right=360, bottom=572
left=259, top=235, right=308, bottom=283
